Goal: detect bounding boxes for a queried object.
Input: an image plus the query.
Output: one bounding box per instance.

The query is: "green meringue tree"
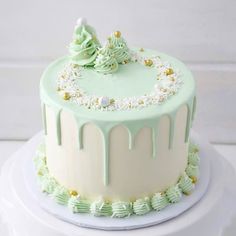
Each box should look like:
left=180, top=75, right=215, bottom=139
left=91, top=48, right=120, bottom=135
left=69, top=18, right=101, bottom=66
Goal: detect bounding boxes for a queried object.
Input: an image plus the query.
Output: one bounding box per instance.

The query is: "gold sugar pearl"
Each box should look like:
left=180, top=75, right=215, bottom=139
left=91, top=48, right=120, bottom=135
left=110, top=98, right=115, bottom=104
left=139, top=100, right=144, bottom=105
left=161, top=88, right=167, bottom=92
left=169, top=77, right=176, bottom=82
left=69, top=190, right=78, bottom=196
left=144, top=59, right=153, bottom=67
left=191, top=176, right=198, bottom=184
left=122, top=60, right=129, bottom=65
left=140, top=48, right=144, bottom=52
left=108, top=44, right=114, bottom=49
left=160, top=192, right=165, bottom=196
left=114, top=31, right=121, bottom=38
left=165, top=68, right=174, bottom=76
left=63, top=92, right=71, bottom=100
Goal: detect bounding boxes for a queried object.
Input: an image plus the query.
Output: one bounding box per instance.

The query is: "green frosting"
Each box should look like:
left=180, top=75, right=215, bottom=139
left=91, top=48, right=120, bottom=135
left=166, top=185, right=182, bottom=203
left=94, top=45, right=118, bottom=74
left=133, top=197, right=151, bottom=215
left=52, top=186, right=70, bottom=205
left=90, top=198, right=112, bottom=217
left=188, top=152, right=200, bottom=166
left=40, top=174, right=58, bottom=194
left=34, top=155, right=48, bottom=175
left=151, top=193, right=169, bottom=211
left=189, top=143, right=199, bottom=154
left=69, top=21, right=100, bottom=66
left=111, top=201, right=133, bottom=218
left=186, top=164, right=199, bottom=179
left=108, top=32, right=131, bottom=63
left=68, top=196, right=90, bottom=213
left=179, top=172, right=194, bottom=194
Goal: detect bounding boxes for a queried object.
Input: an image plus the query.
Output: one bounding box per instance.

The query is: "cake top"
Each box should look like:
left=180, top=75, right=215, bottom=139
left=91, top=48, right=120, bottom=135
left=40, top=18, right=195, bottom=120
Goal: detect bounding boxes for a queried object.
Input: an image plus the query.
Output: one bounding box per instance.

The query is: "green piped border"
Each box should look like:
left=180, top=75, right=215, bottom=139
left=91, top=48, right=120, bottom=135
left=34, top=142, right=200, bottom=218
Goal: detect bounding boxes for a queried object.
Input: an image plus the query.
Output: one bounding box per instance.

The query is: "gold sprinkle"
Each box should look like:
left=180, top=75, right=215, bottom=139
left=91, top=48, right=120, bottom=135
left=114, top=31, right=121, bottom=38
left=139, top=100, right=144, bottom=105
left=130, top=197, right=136, bottom=203
left=38, top=171, right=43, bottom=176
left=69, top=190, right=78, bottom=196
left=63, top=92, right=71, bottom=100
left=193, top=147, right=199, bottom=153
left=144, top=59, right=153, bottom=67
left=110, top=98, right=115, bottom=104
left=160, top=192, right=165, bottom=196
left=161, top=88, right=167, bottom=92
left=57, top=87, right=61, bottom=92
left=191, top=176, right=198, bottom=184
left=184, top=192, right=191, bottom=196
left=122, top=60, right=129, bottom=64
left=140, top=48, right=144, bottom=52
left=108, top=44, right=114, bottom=49
left=165, top=68, right=174, bottom=76
left=76, top=91, right=81, bottom=97
left=72, top=64, right=79, bottom=68
left=169, top=77, right=176, bottom=82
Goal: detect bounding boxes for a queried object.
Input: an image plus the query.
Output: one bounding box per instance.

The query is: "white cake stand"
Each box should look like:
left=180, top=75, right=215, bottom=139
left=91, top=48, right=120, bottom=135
left=1, top=131, right=236, bottom=236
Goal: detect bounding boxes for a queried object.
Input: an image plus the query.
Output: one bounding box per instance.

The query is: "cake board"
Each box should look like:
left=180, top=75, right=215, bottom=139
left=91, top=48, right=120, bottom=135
left=0, top=131, right=236, bottom=236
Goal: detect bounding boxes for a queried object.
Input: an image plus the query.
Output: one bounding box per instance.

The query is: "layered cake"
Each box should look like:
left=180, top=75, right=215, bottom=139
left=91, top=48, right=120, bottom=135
left=35, top=18, right=200, bottom=218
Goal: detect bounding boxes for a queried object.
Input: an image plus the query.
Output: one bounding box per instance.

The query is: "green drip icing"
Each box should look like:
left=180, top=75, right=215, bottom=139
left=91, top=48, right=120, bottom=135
left=78, top=125, right=84, bottom=149
left=54, top=108, right=62, bottom=145
left=168, top=113, right=176, bottom=149
left=151, top=126, right=158, bottom=159
left=192, top=96, right=197, bottom=121
left=125, top=125, right=140, bottom=151
left=41, top=103, right=47, bottom=135
left=75, top=120, right=87, bottom=150
left=101, top=130, right=110, bottom=186
left=128, top=130, right=134, bottom=150
left=185, top=99, right=193, bottom=142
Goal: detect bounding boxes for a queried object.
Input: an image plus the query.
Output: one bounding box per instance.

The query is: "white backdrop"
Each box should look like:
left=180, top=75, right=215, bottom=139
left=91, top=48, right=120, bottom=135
left=0, top=0, right=236, bottom=143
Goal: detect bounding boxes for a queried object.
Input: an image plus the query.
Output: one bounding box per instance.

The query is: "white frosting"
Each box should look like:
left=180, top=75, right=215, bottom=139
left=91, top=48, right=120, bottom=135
left=45, top=105, right=188, bottom=201
left=76, top=17, right=87, bottom=26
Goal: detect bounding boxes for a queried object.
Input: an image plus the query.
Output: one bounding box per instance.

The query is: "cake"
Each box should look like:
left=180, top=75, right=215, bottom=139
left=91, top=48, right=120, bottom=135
left=35, top=18, right=200, bottom=218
